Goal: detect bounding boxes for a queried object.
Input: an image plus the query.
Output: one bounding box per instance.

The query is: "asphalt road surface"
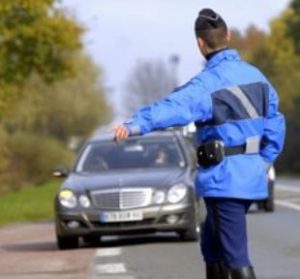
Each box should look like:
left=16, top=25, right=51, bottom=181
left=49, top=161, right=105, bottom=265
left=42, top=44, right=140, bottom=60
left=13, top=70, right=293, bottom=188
left=0, top=178, right=300, bottom=279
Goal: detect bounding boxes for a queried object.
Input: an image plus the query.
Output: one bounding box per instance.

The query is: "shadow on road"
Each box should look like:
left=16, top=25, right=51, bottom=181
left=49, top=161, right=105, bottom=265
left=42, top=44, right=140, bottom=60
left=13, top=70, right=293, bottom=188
left=1, top=233, right=186, bottom=252
left=2, top=240, right=57, bottom=252
left=83, top=233, right=188, bottom=249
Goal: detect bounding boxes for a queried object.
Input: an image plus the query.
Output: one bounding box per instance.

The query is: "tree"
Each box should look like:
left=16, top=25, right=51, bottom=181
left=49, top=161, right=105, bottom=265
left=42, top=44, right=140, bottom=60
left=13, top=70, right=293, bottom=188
left=123, top=58, right=179, bottom=116
left=286, top=0, right=300, bottom=53
left=254, top=9, right=300, bottom=110
left=0, top=54, right=111, bottom=191
left=0, top=1, right=112, bottom=191
left=3, top=54, right=111, bottom=143
left=0, top=0, right=83, bottom=116
left=0, top=0, right=83, bottom=85
left=229, top=25, right=267, bottom=61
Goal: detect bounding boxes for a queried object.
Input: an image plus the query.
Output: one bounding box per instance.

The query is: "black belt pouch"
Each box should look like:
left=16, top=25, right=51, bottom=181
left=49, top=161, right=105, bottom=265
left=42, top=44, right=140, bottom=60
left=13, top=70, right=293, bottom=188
left=197, top=141, right=225, bottom=168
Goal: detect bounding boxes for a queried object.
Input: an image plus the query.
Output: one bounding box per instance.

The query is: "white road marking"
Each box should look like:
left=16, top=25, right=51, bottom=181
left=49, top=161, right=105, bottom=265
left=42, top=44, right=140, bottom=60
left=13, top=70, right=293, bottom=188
left=91, top=248, right=136, bottom=278
left=95, top=248, right=122, bottom=257
left=275, top=183, right=300, bottom=212
left=275, top=200, right=300, bottom=212
left=94, top=263, right=127, bottom=274
left=282, top=198, right=300, bottom=202
left=276, top=184, right=300, bottom=192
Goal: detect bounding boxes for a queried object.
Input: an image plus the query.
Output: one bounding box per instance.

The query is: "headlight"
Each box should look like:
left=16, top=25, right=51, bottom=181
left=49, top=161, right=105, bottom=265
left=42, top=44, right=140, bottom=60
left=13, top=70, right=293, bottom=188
left=153, top=190, right=166, bottom=204
left=79, top=195, right=91, bottom=208
left=167, top=184, right=187, bottom=203
left=58, top=189, right=77, bottom=208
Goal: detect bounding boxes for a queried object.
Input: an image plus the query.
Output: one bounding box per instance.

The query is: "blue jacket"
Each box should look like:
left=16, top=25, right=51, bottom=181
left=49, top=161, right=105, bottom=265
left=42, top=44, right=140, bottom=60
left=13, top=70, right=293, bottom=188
left=126, top=49, right=286, bottom=200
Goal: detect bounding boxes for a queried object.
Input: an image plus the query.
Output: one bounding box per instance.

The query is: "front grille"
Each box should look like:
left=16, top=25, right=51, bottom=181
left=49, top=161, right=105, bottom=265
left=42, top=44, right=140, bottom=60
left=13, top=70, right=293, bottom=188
left=91, top=219, right=155, bottom=228
left=91, top=188, right=153, bottom=209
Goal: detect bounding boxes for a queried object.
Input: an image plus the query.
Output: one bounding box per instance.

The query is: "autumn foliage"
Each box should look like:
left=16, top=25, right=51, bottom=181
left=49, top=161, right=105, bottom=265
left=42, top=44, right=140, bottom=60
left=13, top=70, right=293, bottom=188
left=0, top=0, right=110, bottom=191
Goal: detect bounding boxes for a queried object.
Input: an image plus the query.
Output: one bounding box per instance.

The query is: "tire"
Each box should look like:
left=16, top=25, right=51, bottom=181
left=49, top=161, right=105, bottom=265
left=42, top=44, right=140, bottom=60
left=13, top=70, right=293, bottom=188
left=179, top=222, right=200, bottom=241
left=179, top=201, right=201, bottom=241
left=263, top=182, right=275, bottom=212
left=56, top=234, right=79, bottom=250
left=257, top=201, right=264, bottom=210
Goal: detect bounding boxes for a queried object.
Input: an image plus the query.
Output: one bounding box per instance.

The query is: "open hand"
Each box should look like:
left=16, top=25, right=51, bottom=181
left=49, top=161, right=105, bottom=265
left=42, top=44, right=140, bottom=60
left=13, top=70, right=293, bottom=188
left=111, top=124, right=129, bottom=142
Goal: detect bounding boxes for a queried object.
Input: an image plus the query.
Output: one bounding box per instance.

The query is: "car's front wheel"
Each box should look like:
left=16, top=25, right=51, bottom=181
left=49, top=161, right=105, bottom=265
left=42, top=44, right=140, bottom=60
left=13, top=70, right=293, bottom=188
left=56, top=234, right=79, bottom=250
left=179, top=220, right=200, bottom=241
left=178, top=201, right=201, bottom=241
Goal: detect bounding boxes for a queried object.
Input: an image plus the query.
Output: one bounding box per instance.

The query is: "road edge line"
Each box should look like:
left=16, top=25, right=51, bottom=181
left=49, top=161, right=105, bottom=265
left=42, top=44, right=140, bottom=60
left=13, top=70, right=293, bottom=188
left=275, top=200, right=300, bottom=212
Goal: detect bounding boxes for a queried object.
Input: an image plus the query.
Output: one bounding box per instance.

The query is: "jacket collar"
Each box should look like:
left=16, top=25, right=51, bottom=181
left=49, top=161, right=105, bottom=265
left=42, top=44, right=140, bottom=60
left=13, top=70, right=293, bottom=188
left=205, top=48, right=228, bottom=61
left=205, top=48, right=241, bottom=70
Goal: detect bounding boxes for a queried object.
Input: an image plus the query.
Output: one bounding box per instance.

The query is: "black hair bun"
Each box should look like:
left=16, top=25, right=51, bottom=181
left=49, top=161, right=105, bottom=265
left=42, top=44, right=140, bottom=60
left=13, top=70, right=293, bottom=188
left=195, top=8, right=227, bottom=31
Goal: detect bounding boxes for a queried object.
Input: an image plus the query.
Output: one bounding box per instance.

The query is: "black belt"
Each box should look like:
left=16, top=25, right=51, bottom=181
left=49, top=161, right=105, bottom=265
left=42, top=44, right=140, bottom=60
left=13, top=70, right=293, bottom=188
left=197, top=141, right=250, bottom=168
left=224, top=144, right=246, bottom=156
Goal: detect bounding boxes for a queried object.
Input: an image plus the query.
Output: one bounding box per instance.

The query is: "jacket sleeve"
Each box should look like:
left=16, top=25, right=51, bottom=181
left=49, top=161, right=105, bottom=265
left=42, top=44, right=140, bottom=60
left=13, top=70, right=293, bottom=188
left=125, top=76, right=212, bottom=135
left=260, top=82, right=286, bottom=163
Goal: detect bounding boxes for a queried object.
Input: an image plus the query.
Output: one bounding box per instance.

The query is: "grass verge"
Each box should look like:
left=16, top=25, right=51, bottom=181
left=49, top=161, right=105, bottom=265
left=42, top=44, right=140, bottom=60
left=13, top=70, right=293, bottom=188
left=0, top=181, right=60, bottom=227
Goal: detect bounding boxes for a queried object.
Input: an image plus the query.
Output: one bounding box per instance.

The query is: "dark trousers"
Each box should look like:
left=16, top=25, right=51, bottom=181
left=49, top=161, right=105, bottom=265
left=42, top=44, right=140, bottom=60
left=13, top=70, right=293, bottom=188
left=201, top=198, right=253, bottom=269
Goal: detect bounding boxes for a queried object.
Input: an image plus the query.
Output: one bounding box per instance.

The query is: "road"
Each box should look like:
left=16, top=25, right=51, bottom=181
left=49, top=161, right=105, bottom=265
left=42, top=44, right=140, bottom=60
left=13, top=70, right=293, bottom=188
left=0, top=178, right=299, bottom=279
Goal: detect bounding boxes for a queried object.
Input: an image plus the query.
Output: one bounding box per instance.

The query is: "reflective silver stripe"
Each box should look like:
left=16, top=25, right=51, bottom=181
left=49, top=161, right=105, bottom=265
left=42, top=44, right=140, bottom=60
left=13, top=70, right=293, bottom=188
left=129, top=125, right=141, bottom=136
left=245, top=136, right=260, bottom=154
left=227, top=86, right=259, bottom=119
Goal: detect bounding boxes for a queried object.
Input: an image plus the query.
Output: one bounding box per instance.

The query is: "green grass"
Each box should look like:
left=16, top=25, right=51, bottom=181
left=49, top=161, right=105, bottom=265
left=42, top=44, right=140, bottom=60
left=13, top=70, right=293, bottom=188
left=0, top=181, right=60, bottom=227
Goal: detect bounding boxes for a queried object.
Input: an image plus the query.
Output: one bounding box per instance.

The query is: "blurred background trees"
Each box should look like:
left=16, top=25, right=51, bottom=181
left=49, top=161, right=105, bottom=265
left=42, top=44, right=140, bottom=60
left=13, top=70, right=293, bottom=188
left=0, top=0, right=111, bottom=192
left=124, top=57, right=179, bottom=116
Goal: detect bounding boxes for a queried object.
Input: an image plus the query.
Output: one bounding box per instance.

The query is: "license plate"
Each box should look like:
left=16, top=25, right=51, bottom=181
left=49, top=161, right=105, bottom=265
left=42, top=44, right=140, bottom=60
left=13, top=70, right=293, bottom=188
left=100, top=210, right=143, bottom=223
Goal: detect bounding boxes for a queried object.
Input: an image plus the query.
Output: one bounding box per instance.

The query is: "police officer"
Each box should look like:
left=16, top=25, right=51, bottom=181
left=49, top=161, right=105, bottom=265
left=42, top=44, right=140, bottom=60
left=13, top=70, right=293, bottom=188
left=113, top=8, right=285, bottom=279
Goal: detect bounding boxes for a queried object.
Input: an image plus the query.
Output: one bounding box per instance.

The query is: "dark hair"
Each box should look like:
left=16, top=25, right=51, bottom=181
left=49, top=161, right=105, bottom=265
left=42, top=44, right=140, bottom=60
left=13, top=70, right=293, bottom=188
left=194, top=8, right=228, bottom=49
left=195, top=28, right=228, bottom=49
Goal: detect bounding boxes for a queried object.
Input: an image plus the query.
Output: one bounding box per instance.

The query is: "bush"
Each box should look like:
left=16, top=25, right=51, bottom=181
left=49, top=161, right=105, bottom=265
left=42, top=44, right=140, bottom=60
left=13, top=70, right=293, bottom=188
left=7, top=132, right=74, bottom=188
left=0, top=127, right=10, bottom=193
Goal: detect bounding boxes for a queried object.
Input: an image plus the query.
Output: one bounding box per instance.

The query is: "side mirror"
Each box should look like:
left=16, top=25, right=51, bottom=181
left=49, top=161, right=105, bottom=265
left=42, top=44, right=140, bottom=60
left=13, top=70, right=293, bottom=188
left=52, top=167, right=69, bottom=178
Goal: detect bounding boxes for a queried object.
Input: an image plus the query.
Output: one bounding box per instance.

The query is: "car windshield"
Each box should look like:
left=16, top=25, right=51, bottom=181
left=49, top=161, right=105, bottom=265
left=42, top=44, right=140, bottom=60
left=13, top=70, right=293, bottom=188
left=75, top=137, right=185, bottom=173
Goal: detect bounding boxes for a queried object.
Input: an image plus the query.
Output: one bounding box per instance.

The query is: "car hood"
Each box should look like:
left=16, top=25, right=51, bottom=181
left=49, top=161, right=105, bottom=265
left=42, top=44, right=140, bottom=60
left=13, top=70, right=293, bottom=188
left=62, top=168, right=194, bottom=192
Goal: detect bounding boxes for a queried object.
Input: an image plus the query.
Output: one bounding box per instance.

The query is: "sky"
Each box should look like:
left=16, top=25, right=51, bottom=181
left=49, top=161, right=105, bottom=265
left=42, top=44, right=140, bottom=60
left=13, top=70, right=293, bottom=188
left=61, top=0, right=291, bottom=117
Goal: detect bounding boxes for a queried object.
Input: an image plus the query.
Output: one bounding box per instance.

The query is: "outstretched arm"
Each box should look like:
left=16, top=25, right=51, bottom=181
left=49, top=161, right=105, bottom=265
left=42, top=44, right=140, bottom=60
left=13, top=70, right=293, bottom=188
left=113, top=76, right=212, bottom=141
